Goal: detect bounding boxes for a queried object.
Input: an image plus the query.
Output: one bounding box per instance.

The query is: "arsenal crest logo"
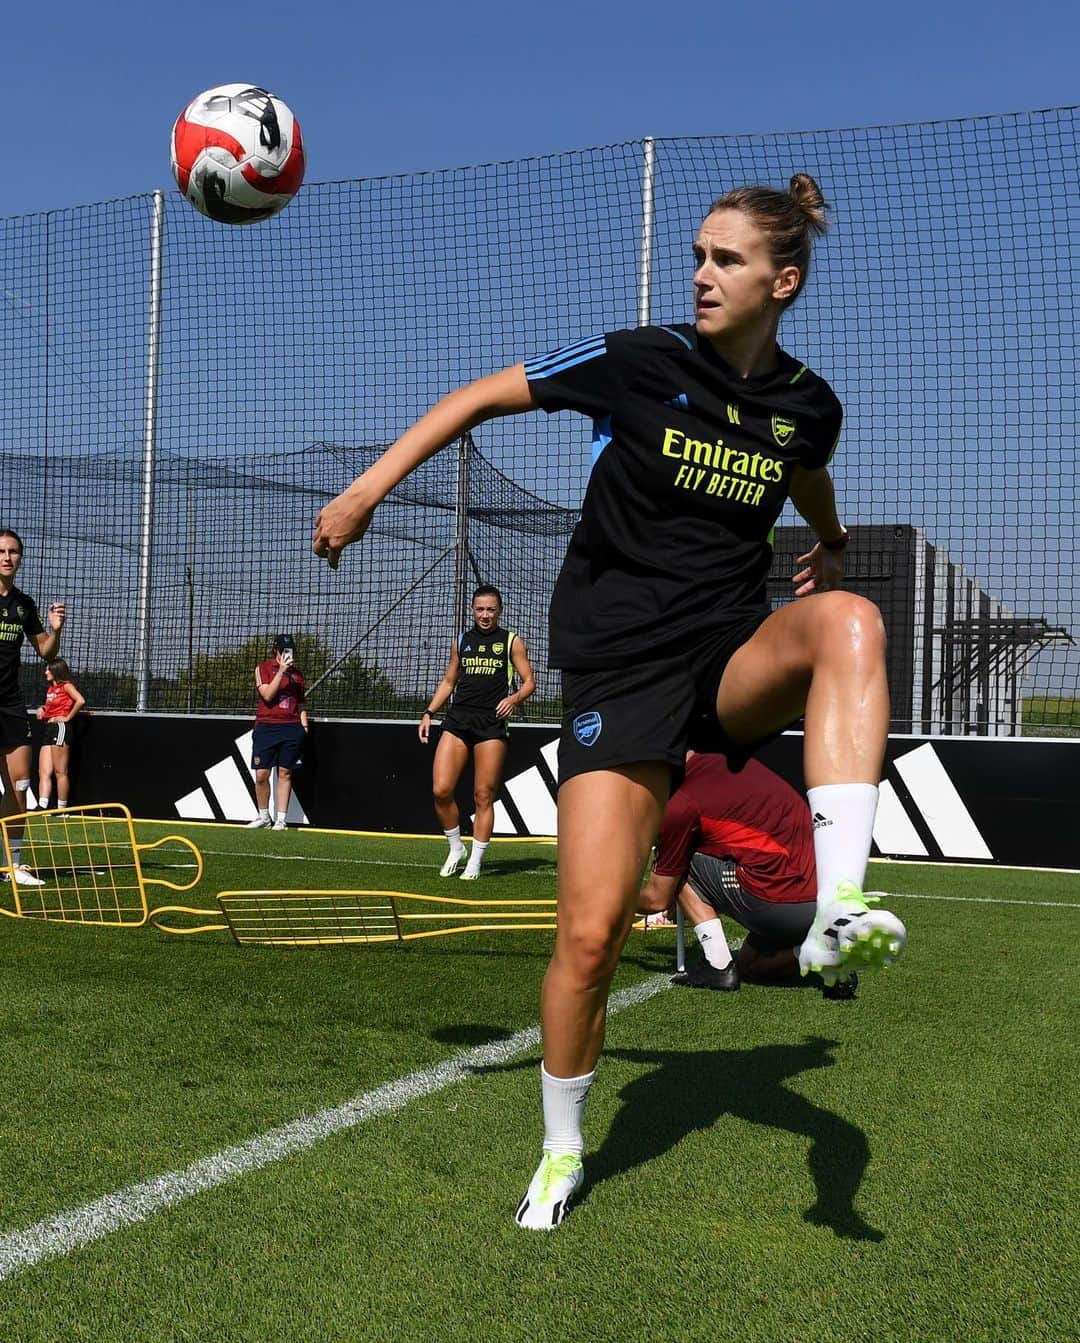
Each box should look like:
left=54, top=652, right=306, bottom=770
left=771, top=415, right=796, bottom=448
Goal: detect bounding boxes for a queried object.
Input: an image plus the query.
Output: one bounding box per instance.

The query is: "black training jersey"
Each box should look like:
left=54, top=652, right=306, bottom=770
left=524, top=324, right=842, bottom=668
left=0, top=585, right=44, bottom=707
left=450, top=625, right=518, bottom=716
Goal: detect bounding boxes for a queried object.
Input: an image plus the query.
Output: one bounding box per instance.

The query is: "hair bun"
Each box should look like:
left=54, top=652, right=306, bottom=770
left=788, top=173, right=829, bottom=236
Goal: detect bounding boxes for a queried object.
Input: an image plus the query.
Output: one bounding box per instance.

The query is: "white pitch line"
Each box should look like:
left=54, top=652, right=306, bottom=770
left=868, top=890, right=1080, bottom=910
left=0, top=975, right=668, bottom=1282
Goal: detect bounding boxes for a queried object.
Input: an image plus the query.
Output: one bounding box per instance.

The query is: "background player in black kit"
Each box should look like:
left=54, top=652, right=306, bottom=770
left=0, top=529, right=66, bottom=888
left=419, top=585, right=535, bottom=880
left=313, top=175, right=907, bottom=1230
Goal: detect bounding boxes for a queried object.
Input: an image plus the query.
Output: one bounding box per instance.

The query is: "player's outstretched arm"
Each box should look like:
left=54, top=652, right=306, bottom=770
left=787, top=465, right=849, bottom=596
left=313, top=366, right=537, bottom=569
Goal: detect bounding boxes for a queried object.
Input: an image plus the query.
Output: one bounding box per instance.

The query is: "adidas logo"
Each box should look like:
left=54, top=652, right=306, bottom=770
left=873, top=743, right=992, bottom=861
left=812, top=811, right=833, bottom=829
left=174, top=730, right=309, bottom=827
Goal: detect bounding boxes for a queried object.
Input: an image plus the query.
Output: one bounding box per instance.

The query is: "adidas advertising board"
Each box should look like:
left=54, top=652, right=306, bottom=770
left=31, top=715, right=1080, bottom=871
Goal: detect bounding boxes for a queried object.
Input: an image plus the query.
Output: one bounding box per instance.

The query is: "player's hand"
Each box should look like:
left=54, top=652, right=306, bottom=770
left=418, top=715, right=431, bottom=745
left=48, top=602, right=65, bottom=631
left=495, top=696, right=517, bottom=719
left=792, top=543, right=845, bottom=597
left=35, top=707, right=45, bottom=720
left=312, top=489, right=376, bottom=570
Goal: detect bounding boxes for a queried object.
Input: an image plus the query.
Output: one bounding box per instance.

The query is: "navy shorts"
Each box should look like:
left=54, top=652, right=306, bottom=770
left=251, top=722, right=306, bottom=771
left=0, top=707, right=32, bottom=751
left=557, top=609, right=771, bottom=787
left=687, top=853, right=815, bottom=955
left=440, top=709, right=509, bottom=748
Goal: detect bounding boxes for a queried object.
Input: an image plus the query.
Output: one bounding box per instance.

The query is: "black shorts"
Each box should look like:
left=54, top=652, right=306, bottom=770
left=557, top=609, right=770, bottom=787
left=0, top=707, right=32, bottom=752
left=440, top=709, right=509, bottom=748
left=41, top=720, right=72, bottom=748
left=687, top=853, right=815, bottom=955
left=251, top=722, right=306, bottom=772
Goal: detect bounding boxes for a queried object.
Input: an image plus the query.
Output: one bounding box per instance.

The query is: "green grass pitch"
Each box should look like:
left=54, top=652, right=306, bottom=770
left=0, top=822, right=1075, bottom=1342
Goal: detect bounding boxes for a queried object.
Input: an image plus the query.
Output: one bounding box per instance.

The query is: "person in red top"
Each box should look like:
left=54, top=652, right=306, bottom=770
left=638, top=751, right=856, bottom=998
left=248, top=635, right=308, bottom=831
left=34, top=658, right=86, bottom=811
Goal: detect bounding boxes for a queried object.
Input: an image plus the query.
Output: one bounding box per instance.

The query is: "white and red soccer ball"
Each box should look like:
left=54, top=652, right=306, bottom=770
left=170, top=84, right=305, bottom=224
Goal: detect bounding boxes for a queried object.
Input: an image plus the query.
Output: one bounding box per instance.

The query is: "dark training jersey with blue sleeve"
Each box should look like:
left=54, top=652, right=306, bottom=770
left=450, top=625, right=518, bottom=717
left=0, top=586, right=44, bottom=708
left=524, top=324, right=843, bottom=669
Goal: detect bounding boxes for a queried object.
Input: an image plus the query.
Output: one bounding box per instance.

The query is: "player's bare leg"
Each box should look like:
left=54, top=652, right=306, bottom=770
left=716, top=592, right=905, bottom=982
left=460, top=738, right=507, bottom=878
left=516, top=763, right=667, bottom=1230
left=272, top=766, right=293, bottom=830
left=247, top=767, right=273, bottom=827
left=432, top=731, right=469, bottom=874
left=1, top=744, right=43, bottom=886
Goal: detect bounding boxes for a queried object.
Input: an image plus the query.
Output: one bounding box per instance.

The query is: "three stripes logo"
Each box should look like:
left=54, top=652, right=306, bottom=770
left=174, top=730, right=309, bottom=827
left=873, top=743, right=992, bottom=860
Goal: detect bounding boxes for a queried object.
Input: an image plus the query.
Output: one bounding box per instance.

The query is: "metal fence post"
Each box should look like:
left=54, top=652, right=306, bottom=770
left=454, top=433, right=472, bottom=625
left=638, top=136, right=656, bottom=328
left=135, top=189, right=165, bottom=712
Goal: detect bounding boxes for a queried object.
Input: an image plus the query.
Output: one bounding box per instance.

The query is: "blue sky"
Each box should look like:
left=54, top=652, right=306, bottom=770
left=3, top=0, right=1078, bottom=215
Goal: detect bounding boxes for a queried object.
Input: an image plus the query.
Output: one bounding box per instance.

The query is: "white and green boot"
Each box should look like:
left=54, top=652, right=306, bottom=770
left=515, top=1152, right=584, bottom=1230
left=798, top=881, right=906, bottom=985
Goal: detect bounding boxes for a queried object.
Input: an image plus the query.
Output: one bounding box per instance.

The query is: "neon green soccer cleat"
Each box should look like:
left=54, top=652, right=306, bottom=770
left=515, top=1152, right=584, bottom=1230
left=798, top=881, right=906, bottom=986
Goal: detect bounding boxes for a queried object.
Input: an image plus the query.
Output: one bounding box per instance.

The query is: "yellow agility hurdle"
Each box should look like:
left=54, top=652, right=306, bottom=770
left=0, top=802, right=203, bottom=927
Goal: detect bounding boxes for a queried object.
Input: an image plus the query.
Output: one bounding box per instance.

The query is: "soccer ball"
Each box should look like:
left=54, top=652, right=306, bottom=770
left=170, top=84, right=305, bottom=225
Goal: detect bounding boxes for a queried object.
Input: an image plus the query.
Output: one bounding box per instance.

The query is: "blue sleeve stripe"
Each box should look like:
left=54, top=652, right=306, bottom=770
left=524, top=335, right=606, bottom=379
left=657, top=325, right=693, bottom=351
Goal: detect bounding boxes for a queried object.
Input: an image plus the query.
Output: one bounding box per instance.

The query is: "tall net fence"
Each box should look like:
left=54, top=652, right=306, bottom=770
left=2, top=109, right=1077, bottom=733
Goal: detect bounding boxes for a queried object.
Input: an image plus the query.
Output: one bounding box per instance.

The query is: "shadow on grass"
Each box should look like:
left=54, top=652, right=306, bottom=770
left=483, top=1033, right=882, bottom=1242
left=586, top=1035, right=883, bottom=1242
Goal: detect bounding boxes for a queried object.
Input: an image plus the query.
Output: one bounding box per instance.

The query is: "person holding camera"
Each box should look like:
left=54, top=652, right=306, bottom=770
left=248, top=634, right=308, bottom=830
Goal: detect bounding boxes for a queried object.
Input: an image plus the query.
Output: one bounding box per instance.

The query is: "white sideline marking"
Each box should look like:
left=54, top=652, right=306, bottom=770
left=0, top=976, right=669, bottom=1281
left=868, top=891, right=1080, bottom=910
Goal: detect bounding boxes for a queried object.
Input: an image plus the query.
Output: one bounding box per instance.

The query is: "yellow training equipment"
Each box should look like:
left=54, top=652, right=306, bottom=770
left=151, top=889, right=558, bottom=946
left=0, top=803, right=203, bottom=927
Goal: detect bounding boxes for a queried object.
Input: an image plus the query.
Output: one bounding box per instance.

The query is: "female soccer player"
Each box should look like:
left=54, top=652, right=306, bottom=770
left=419, top=585, right=536, bottom=879
left=0, top=529, right=65, bottom=886
left=313, top=176, right=906, bottom=1229
left=34, top=658, right=86, bottom=810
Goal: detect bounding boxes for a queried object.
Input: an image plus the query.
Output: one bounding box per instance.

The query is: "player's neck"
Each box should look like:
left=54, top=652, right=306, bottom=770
left=0, top=575, right=13, bottom=598
left=705, top=322, right=782, bottom=379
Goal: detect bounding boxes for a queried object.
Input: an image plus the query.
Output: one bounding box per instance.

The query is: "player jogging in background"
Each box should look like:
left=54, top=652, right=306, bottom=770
left=34, top=658, right=86, bottom=811
left=637, top=751, right=857, bottom=999
left=313, top=175, right=906, bottom=1231
left=419, top=585, right=536, bottom=879
left=0, top=529, right=66, bottom=887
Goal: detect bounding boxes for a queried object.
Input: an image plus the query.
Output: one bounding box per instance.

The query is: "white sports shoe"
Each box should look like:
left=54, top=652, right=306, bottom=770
left=459, top=864, right=482, bottom=881
left=798, top=881, right=907, bottom=985
left=515, top=1152, right=584, bottom=1230
left=272, top=818, right=287, bottom=831
left=439, top=848, right=466, bottom=877
left=246, top=815, right=272, bottom=829
left=6, top=864, right=46, bottom=888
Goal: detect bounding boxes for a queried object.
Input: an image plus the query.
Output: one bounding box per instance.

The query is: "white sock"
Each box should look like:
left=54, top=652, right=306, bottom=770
left=807, top=783, right=879, bottom=906
left=33, top=796, right=46, bottom=810
left=465, top=839, right=489, bottom=870
left=541, top=1064, right=594, bottom=1156
left=693, top=917, right=732, bottom=968
left=257, top=808, right=270, bottom=821
left=444, top=826, right=466, bottom=856
left=57, top=800, right=67, bottom=809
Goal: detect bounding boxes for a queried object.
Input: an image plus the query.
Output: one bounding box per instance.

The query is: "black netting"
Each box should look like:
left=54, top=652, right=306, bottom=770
left=2, top=111, right=1077, bottom=733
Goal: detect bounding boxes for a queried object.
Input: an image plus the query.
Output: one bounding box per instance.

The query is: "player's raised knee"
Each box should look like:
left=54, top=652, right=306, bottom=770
left=817, top=590, right=886, bottom=657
